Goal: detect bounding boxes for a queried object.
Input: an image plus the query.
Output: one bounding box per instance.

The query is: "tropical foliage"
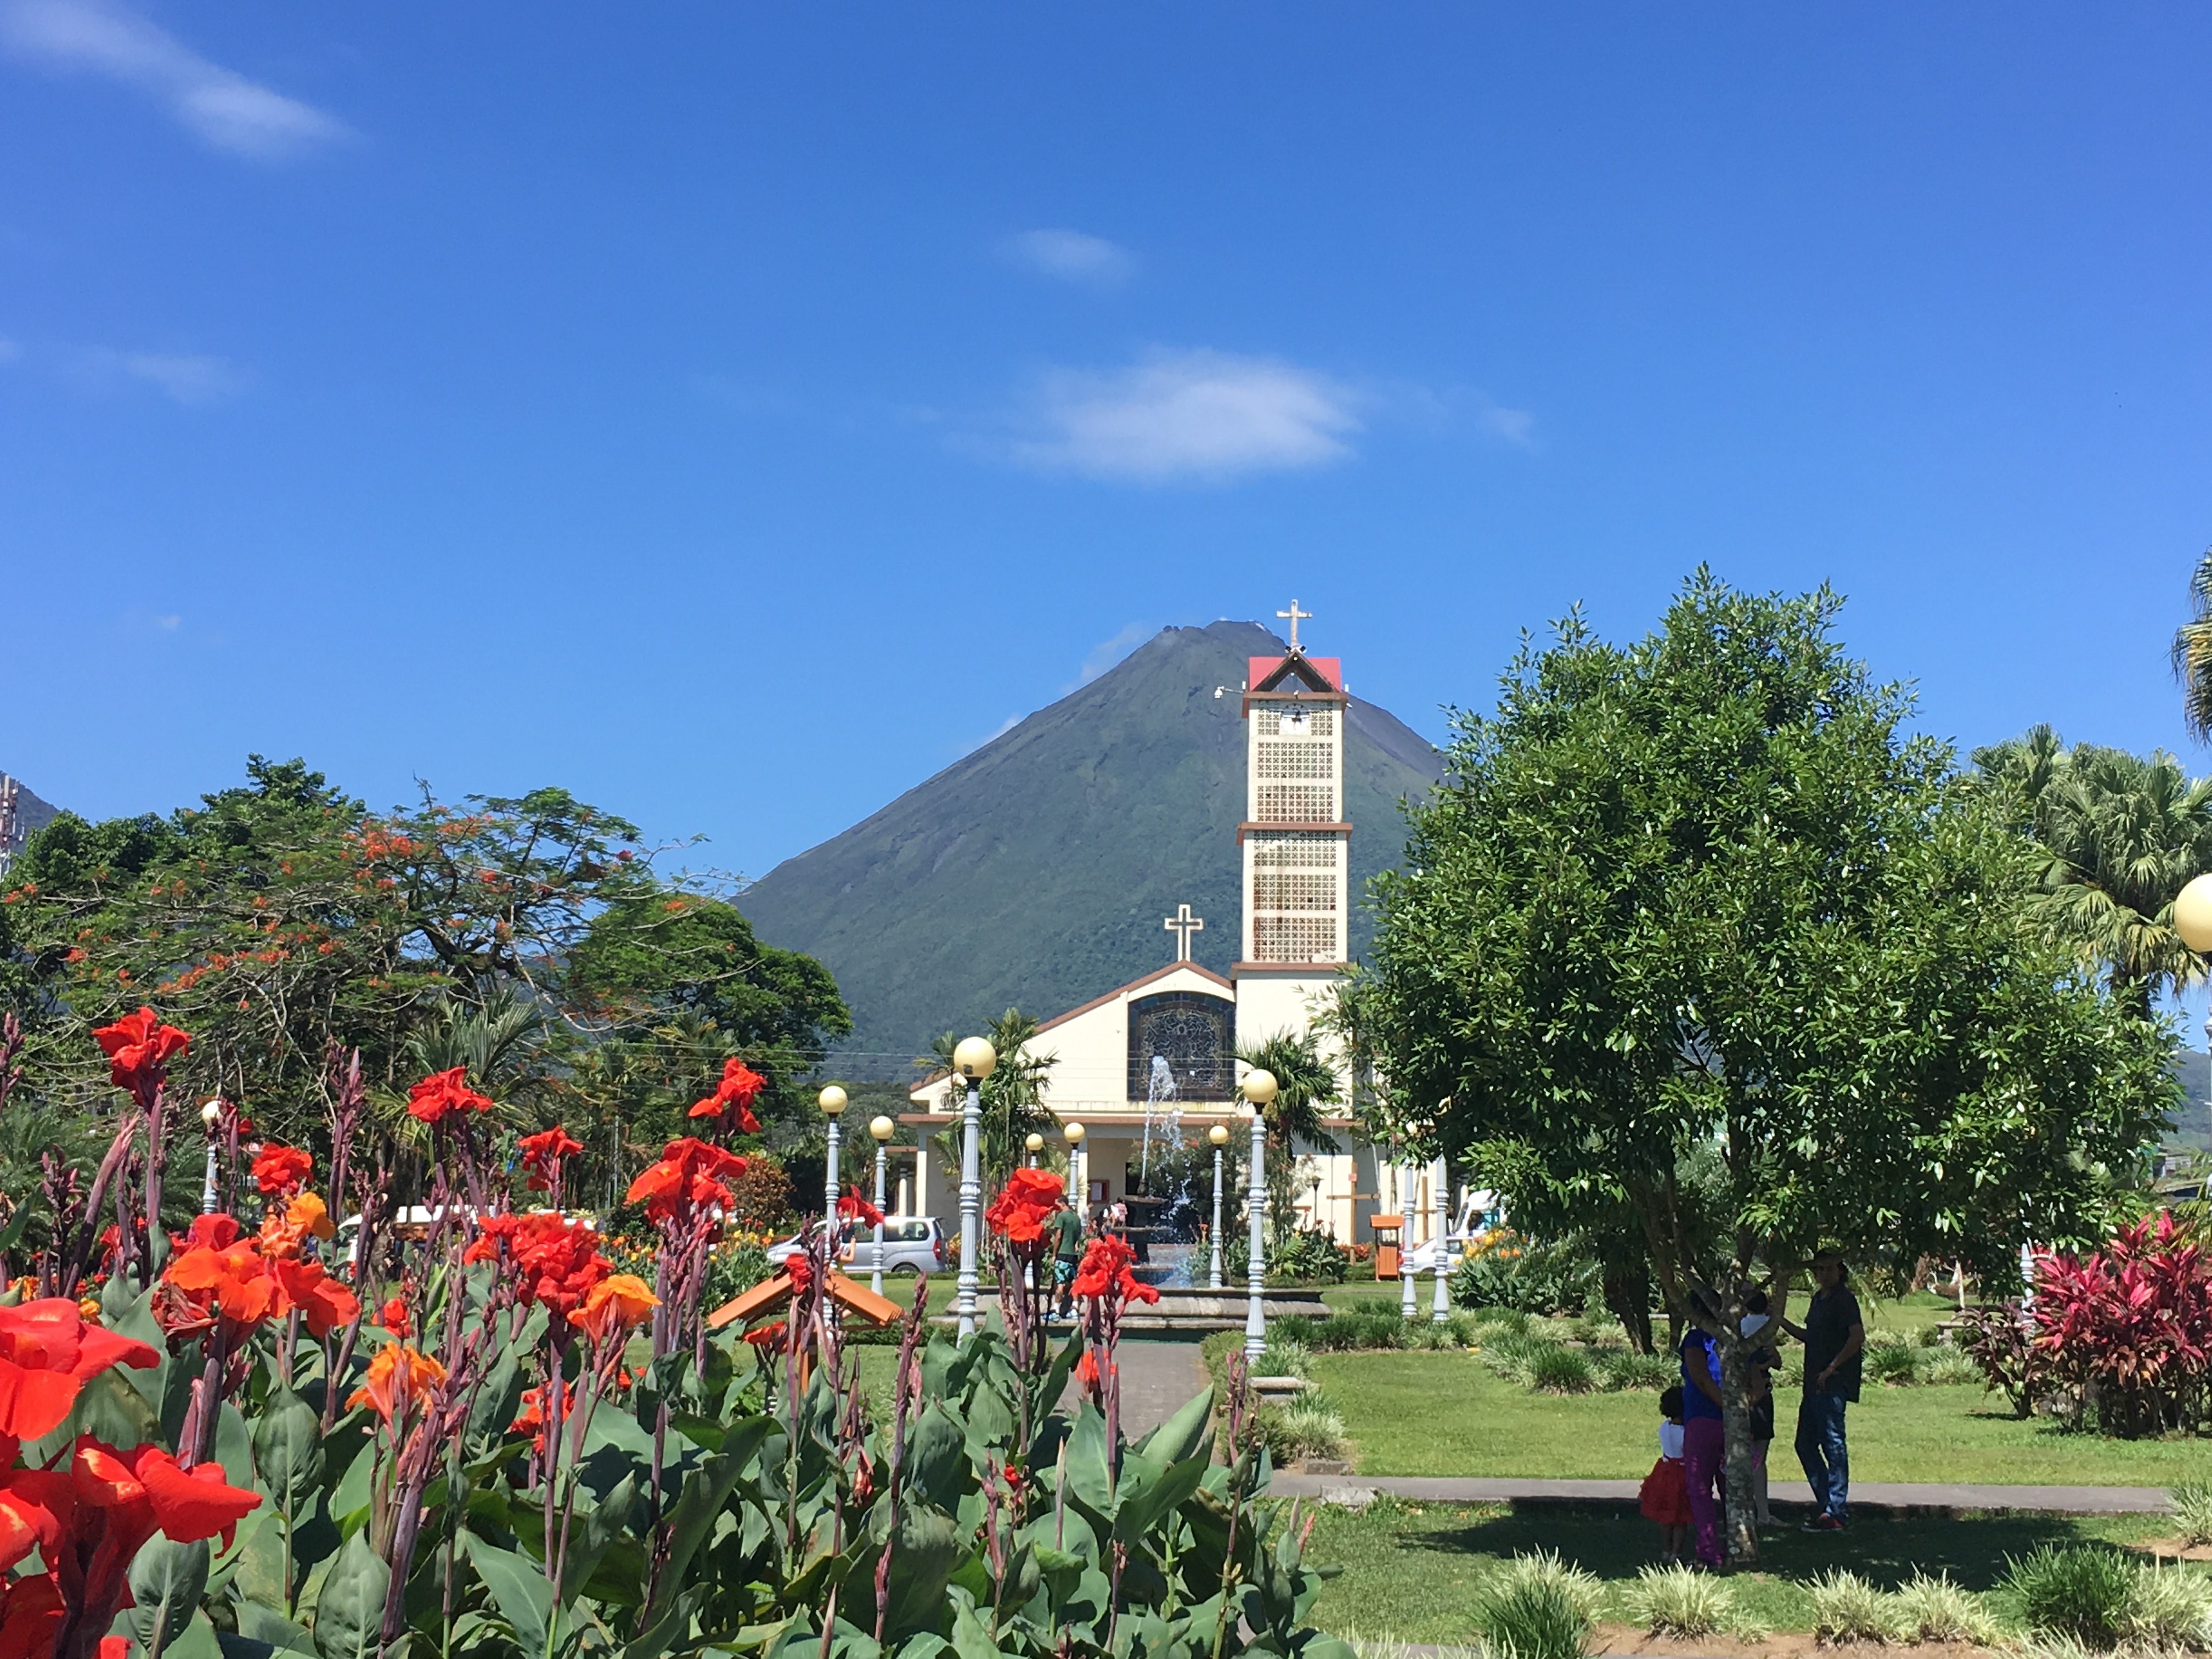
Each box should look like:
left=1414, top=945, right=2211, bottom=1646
left=0, top=1006, right=1350, bottom=1659
left=1357, top=571, right=2179, bottom=1560
left=927, top=1009, right=1060, bottom=1196
left=1972, top=726, right=2212, bottom=1015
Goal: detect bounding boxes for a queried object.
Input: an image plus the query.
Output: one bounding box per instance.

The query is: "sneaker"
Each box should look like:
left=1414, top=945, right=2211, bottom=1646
left=1801, top=1513, right=1844, bottom=1533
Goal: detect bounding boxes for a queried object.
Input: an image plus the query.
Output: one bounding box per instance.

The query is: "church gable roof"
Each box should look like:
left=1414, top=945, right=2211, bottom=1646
left=1032, top=960, right=1232, bottom=1036
left=1248, top=654, right=1342, bottom=693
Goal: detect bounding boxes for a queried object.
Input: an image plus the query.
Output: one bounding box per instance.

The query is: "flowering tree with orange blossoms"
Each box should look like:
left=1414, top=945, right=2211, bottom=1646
left=0, top=1011, right=1350, bottom=1659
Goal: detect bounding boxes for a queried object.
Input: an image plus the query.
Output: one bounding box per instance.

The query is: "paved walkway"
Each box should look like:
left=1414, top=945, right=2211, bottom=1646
left=1083, top=1338, right=1209, bottom=1438
left=1267, top=1472, right=2173, bottom=1515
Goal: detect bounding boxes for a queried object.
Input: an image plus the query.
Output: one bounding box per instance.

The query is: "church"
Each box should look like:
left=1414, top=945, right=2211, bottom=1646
left=905, top=606, right=1455, bottom=1260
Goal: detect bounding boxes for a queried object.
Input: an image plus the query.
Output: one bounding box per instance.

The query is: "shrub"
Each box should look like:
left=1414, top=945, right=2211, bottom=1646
left=1807, top=1570, right=1898, bottom=1644
left=1920, top=1345, right=1985, bottom=1387
left=1959, top=1302, right=2042, bottom=1418
left=1260, top=1393, right=1350, bottom=1463
left=2128, top=1561, right=2212, bottom=1649
left=2001, top=1544, right=2139, bottom=1648
left=1893, top=1572, right=2001, bottom=1645
left=2172, top=1483, right=2212, bottom=1548
left=1622, top=1563, right=1736, bottom=1638
left=1525, top=1344, right=1595, bottom=1395
left=2030, top=1211, right=2212, bottom=1437
left=1451, top=1230, right=1602, bottom=1316
left=1474, top=1306, right=1533, bottom=1336
left=1298, top=1311, right=1411, bottom=1352
left=1253, top=1337, right=1313, bottom=1379
left=1866, top=1339, right=1923, bottom=1386
left=1476, top=1329, right=1559, bottom=1386
left=1471, top=1551, right=1599, bottom=1659
left=1595, top=1348, right=1675, bottom=1391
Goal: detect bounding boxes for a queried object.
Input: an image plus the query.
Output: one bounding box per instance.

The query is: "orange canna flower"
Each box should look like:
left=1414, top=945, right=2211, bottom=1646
left=567, top=1273, right=659, bottom=1345
left=285, top=1192, right=335, bottom=1242
left=346, top=1342, right=446, bottom=1423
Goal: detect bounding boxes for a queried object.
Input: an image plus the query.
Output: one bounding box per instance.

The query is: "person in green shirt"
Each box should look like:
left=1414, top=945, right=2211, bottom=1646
left=1047, top=1202, right=1087, bottom=1318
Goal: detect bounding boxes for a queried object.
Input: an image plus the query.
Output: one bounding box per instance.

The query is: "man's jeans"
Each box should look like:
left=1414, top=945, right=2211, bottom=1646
left=1796, top=1392, right=1849, bottom=1520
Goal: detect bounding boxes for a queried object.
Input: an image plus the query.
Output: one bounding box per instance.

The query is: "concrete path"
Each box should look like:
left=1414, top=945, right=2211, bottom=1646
left=1096, top=1338, right=1210, bottom=1439
left=1267, top=1472, right=2174, bottom=1516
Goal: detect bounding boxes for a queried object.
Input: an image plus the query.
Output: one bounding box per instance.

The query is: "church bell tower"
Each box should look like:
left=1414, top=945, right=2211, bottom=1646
left=1233, top=603, right=1350, bottom=1035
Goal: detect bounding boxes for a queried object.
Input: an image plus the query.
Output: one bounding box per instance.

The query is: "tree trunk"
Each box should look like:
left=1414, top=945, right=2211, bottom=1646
left=1603, top=1265, right=1654, bottom=1355
left=1716, top=1329, right=1760, bottom=1564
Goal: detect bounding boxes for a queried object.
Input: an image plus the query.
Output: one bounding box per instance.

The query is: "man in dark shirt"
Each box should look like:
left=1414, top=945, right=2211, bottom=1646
left=1780, top=1249, right=1865, bottom=1531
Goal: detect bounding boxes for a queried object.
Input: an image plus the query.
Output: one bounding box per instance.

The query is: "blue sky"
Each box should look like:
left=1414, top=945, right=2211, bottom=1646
left=5, top=3, right=2212, bottom=918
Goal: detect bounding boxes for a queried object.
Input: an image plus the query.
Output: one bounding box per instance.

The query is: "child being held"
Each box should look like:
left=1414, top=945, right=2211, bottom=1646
left=1637, top=1384, right=1692, bottom=1563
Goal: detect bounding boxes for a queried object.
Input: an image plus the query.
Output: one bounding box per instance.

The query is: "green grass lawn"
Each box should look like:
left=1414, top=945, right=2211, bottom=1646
left=1307, top=1352, right=2212, bottom=1487
left=1301, top=1496, right=2175, bottom=1643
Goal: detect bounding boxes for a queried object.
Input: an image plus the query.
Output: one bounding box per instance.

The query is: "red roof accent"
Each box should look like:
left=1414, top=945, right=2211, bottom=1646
left=1248, top=655, right=1342, bottom=692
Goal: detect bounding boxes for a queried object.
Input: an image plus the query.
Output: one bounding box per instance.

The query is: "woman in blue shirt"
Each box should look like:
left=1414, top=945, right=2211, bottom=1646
left=1678, top=1325, right=1724, bottom=1567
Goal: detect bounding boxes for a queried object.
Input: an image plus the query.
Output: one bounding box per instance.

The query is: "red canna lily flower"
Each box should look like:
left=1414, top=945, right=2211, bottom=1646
left=0, top=1300, right=158, bottom=1441
left=404, top=1066, right=495, bottom=1125
left=250, top=1143, right=312, bottom=1198
left=837, top=1186, right=884, bottom=1228
left=1071, top=1234, right=1159, bottom=1305
left=517, top=1125, right=583, bottom=1192
left=742, top=1318, right=787, bottom=1351
left=984, top=1168, right=1065, bottom=1245
left=687, top=1057, right=765, bottom=1134
left=464, top=1212, right=610, bottom=1318
left=379, top=1296, right=409, bottom=1338
left=0, top=1572, right=63, bottom=1659
left=625, top=1137, right=748, bottom=1226
left=90, top=1007, right=189, bottom=1111
left=511, top=1385, right=546, bottom=1457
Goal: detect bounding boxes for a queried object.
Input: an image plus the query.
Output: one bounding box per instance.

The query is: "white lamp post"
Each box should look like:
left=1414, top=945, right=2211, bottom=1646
left=1432, top=1162, right=1452, bottom=1324
left=1025, top=1131, right=1044, bottom=1169
left=1064, top=1121, right=1086, bottom=1215
left=1400, top=1158, right=1418, bottom=1321
left=199, top=1099, right=223, bottom=1214
left=868, top=1115, right=895, bottom=1296
left=819, top=1086, right=847, bottom=1234
left=1240, top=1069, right=1278, bottom=1359
left=953, top=1037, right=997, bottom=1341
left=1207, top=1123, right=1229, bottom=1289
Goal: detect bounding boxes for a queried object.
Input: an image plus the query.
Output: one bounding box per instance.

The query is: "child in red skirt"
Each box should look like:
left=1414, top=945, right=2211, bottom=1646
left=1639, top=1385, right=1691, bottom=1562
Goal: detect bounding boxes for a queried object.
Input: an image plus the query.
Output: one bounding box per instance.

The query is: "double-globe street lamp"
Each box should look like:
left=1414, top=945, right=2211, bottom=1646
left=1240, top=1068, right=1278, bottom=1359
left=1207, top=1123, right=1229, bottom=1289
left=953, top=1036, right=998, bottom=1341
left=200, top=1098, right=224, bottom=1214
left=868, top=1114, right=895, bottom=1297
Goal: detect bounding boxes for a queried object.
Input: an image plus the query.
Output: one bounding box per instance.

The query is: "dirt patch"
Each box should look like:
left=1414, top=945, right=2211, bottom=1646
left=2130, top=1536, right=2212, bottom=1562
left=1596, top=1628, right=1996, bottom=1659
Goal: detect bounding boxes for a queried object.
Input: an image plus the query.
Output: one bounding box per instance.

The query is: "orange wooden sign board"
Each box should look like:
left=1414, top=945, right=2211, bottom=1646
left=706, top=1268, right=903, bottom=1333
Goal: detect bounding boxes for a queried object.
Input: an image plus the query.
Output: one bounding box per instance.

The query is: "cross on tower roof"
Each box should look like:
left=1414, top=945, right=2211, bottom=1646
left=1277, top=599, right=1312, bottom=654
left=1163, top=902, right=1205, bottom=962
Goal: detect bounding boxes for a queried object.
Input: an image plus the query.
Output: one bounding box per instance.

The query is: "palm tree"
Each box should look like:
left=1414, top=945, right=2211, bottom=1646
left=926, top=1008, right=1058, bottom=1193
left=1235, top=1030, right=1342, bottom=1241
left=1972, top=730, right=2212, bottom=1017
left=2174, top=549, right=2212, bottom=742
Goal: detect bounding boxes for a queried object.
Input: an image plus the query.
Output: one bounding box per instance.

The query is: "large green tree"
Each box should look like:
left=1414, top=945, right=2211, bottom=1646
left=0, top=757, right=848, bottom=1215
left=1360, top=572, right=2176, bottom=1561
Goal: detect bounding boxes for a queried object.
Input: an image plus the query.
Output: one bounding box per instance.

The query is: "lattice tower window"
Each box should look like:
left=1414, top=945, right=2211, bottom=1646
left=1252, top=872, right=1337, bottom=912
left=1256, top=707, right=1335, bottom=739
left=1256, top=742, right=1335, bottom=780
left=1251, top=834, right=1338, bottom=868
left=1256, top=783, right=1335, bottom=822
left=1254, top=916, right=1339, bottom=962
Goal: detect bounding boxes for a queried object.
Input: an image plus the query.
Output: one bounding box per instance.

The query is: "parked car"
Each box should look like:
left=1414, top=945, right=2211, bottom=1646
left=764, top=1215, right=946, bottom=1278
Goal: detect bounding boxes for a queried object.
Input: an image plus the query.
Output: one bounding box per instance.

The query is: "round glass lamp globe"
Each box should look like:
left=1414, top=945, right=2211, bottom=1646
left=818, top=1085, right=848, bottom=1116
left=200, top=1099, right=224, bottom=1129
left=953, top=1036, right=998, bottom=1079
left=1024, top=1132, right=1044, bottom=1153
left=1240, top=1068, right=1279, bottom=1108
left=1208, top=1124, right=1230, bottom=1146
left=1063, top=1121, right=1086, bottom=1144
left=2178, top=873, right=2212, bottom=953
left=868, top=1114, right=895, bottom=1142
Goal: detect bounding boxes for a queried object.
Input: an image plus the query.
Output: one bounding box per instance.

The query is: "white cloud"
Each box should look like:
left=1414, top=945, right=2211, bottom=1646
left=1064, top=622, right=1153, bottom=692
left=114, top=351, right=236, bottom=404
left=0, top=0, right=346, bottom=158
left=1012, top=348, right=1360, bottom=483
left=1001, top=228, right=1136, bottom=288
left=0, top=338, right=19, bottom=364
left=1474, top=398, right=1536, bottom=448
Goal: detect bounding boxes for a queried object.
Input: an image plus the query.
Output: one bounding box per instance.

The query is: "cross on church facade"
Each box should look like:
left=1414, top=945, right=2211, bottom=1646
left=1277, top=599, right=1312, bottom=653
left=1163, top=902, right=1204, bottom=961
